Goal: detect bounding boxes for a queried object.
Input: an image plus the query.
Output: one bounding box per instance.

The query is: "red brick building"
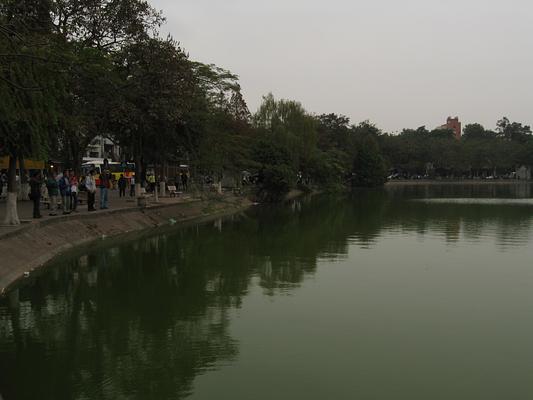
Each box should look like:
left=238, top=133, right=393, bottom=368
left=438, top=116, right=462, bottom=140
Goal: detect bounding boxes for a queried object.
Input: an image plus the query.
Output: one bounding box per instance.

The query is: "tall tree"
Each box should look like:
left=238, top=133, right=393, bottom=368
left=496, top=117, right=532, bottom=143
left=109, top=37, right=197, bottom=193
left=191, top=63, right=253, bottom=187
left=0, top=0, right=63, bottom=224
left=254, top=93, right=318, bottom=173
left=50, top=0, right=163, bottom=170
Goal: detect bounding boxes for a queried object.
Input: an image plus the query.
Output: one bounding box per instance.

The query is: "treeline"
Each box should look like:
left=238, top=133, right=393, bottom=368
left=380, top=118, right=533, bottom=178
left=2, top=0, right=532, bottom=225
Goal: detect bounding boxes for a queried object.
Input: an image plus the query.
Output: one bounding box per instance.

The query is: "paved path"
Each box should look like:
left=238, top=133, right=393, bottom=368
left=0, top=189, right=194, bottom=237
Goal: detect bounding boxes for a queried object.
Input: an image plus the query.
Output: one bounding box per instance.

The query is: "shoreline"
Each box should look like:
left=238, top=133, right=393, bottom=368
left=0, top=195, right=251, bottom=296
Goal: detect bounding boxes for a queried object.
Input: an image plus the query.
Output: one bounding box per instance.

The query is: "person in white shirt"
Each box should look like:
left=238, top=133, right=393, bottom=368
left=129, top=175, right=136, bottom=197
left=85, top=170, right=97, bottom=211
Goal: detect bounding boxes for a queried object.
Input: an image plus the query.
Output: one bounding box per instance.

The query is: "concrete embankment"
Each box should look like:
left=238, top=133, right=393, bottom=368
left=0, top=196, right=251, bottom=295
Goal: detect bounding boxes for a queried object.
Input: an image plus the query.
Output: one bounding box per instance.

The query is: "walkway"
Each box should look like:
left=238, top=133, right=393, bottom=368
left=0, top=189, right=194, bottom=237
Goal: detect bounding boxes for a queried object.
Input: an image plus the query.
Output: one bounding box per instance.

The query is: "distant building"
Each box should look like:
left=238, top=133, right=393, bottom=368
left=85, top=136, right=121, bottom=161
left=437, top=116, right=462, bottom=140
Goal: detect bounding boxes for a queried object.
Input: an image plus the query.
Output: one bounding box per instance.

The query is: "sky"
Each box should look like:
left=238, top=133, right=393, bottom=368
left=150, top=0, right=533, bottom=133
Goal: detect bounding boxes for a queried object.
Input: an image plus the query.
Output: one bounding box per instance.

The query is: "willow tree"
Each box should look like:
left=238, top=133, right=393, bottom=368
left=253, top=93, right=317, bottom=178
left=0, top=0, right=62, bottom=224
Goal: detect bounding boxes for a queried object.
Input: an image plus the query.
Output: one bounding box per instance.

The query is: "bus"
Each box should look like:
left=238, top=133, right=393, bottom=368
left=81, top=160, right=135, bottom=186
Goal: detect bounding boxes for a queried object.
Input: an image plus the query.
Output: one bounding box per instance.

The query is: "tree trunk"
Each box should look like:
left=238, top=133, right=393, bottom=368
left=134, top=143, right=144, bottom=198
left=18, top=155, right=29, bottom=201
left=71, top=138, right=84, bottom=175
left=4, top=154, right=20, bottom=225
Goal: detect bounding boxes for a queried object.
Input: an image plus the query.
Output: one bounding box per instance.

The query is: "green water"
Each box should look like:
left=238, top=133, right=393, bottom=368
left=2, top=184, right=533, bottom=399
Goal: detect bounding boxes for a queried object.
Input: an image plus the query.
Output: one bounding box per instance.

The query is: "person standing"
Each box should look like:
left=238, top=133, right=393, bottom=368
left=147, top=174, right=156, bottom=192
left=85, top=170, right=97, bottom=211
left=99, top=169, right=111, bottom=209
left=129, top=175, right=136, bottom=197
left=46, top=172, right=59, bottom=216
left=29, top=171, right=42, bottom=219
left=58, top=171, right=71, bottom=214
left=118, top=174, right=127, bottom=197
left=0, top=171, right=6, bottom=198
left=70, top=171, right=79, bottom=212
left=181, top=171, right=188, bottom=192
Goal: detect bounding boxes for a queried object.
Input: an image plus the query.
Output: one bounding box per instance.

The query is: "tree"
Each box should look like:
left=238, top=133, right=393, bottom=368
left=254, top=93, right=318, bottom=177
left=109, top=37, right=197, bottom=193
left=316, top=113, right=351, bottom=151
left=50, top=0, right=164, bottom=172
left=462, top=123, right=495, bottom=141
left=496, top=117, right=532, bottom=143
left=351, top=123, right=387, bottom=187
left=50, top=0, right=163, bottom=49
left=313, top=114, right=353, bottom=188
left=251, top=137, right=295, bottom=201
left=191, top=63, right=253, bottom=189
left=0, top=0, right=163, bottom=223
left=0, top=0, right=64, bottom=224
left=55, top=45, right=119, bottom=172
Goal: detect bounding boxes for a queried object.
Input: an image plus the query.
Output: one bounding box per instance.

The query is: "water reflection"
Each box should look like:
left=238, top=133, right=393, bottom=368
left=1, top=184, right=533, bottom=399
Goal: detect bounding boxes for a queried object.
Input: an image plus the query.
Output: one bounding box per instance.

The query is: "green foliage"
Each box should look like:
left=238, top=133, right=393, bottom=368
left=191, top=62, right=252, bottom=178
left=252, top=137, right=295, bottom=201
left=352, top=132, right=387, bottom=187
left=496, top=117, right=532, bottom=143
left=463, top=123, right=495, bottom=141
left=50, top=0, right=163, bottom=48
left=380, top=117, right=533, bottom=178
left=254, top=93, right=317, bottom=171
left=109, top=37, right=197, bottom=173
left=305, top=150, right=349, bottom=190
left=0, top=0, right=65, bottom=162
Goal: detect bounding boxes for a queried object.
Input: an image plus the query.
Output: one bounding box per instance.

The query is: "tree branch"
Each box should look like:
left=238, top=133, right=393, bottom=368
left=0, top=75, right=42, bottom=91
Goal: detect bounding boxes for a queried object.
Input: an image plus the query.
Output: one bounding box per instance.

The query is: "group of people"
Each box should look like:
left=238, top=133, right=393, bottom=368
left=28, top=169, right=114, bottom=219
left=29, top=170, right=80, bottom=218
left=7, top=167, right=184, bottom=220
left=173, top=171, right=189, bottom=192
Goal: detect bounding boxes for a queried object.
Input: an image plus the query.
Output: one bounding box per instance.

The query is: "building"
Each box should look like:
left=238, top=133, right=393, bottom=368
left=438, top=116, right=462, bottom=140
left=85, top=136, right=122, bottom=161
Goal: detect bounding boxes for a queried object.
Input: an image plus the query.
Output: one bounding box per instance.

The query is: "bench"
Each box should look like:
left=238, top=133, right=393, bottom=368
left=167, top=185, right=178, bottom=197
left=41, top=196, right=61, bottom=209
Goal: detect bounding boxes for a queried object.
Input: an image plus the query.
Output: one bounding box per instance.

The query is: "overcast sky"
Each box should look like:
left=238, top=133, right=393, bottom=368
left=150, top=0, right=533, bottom=133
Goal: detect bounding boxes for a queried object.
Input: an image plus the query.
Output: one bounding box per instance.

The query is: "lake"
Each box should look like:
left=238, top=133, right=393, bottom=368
left=2, top=183, right=533, bottom=399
